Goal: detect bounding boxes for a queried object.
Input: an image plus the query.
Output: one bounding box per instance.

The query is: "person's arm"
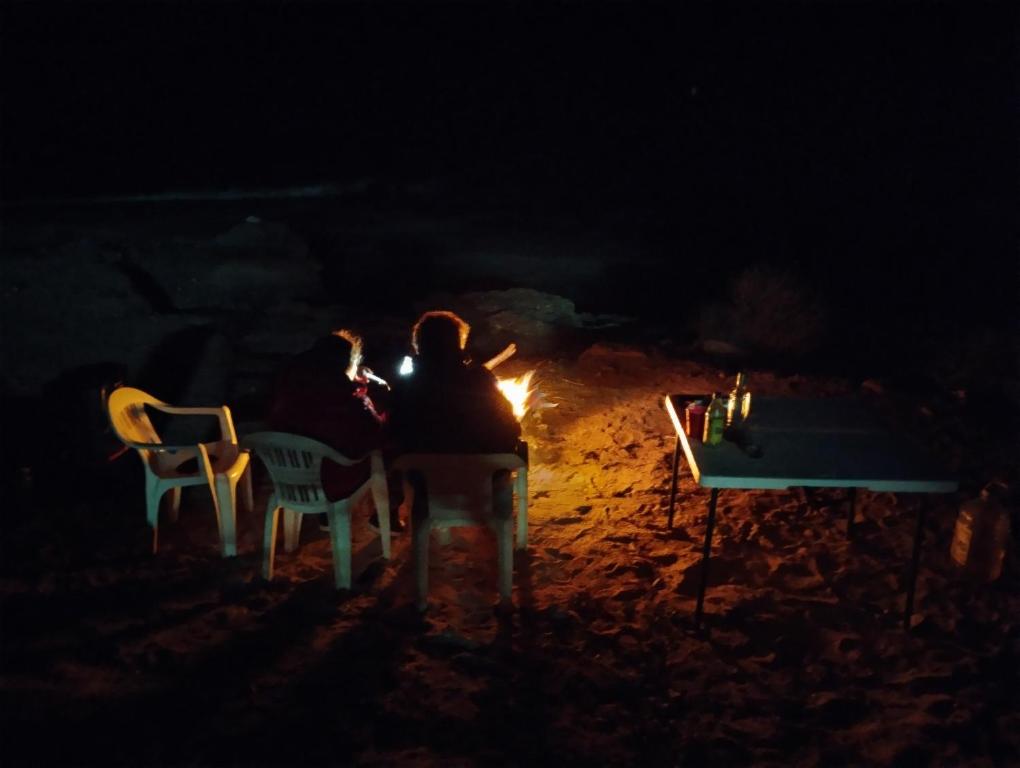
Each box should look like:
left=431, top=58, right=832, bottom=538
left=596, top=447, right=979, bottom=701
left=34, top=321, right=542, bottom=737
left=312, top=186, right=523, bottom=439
left=353, top=379, right=387, bottom=425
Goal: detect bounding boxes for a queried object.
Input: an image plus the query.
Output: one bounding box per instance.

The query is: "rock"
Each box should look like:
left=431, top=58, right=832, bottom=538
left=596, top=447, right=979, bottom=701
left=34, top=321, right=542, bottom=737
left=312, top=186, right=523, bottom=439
left=414, top=288, right=625, bottom=355
left=411, top=288, right=575, bottom=353
left=212, top=219, right=306, bottom=255
left=700, top=338, right=748, bottom=358
left=138, top=218, right=319, bottom=312
left=579, top=342, right=648, bottom=363
left=1, top=218, right=322, bottom=396
left=0, top=243, right=207, bottom=393
left=695, top=265, right=826, bottom=359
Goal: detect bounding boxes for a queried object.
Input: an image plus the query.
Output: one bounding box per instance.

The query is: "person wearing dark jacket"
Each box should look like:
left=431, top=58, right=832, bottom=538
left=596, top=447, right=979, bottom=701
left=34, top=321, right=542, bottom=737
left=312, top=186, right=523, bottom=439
left=267, top=329, right=401, bottom=532
left=388, top=310, right=521, bottom=455
left=387, top=310, right=522, bottom=537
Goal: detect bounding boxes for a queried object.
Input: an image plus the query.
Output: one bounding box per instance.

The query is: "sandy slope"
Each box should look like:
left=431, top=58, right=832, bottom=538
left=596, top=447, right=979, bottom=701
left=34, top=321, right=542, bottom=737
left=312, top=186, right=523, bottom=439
left=1, top=352, right=1017, bottom=767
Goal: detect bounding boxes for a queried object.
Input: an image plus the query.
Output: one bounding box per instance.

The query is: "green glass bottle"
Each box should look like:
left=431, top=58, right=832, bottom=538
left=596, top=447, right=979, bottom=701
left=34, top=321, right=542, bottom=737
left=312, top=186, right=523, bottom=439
left=727, top=372, right=748, bottom=427
left=703, top=392, right=727, bottom=446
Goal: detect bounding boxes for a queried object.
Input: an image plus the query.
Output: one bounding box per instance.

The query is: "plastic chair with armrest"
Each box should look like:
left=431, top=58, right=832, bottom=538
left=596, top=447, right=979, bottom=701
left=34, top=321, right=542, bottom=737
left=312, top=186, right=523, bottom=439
left=241, top=431, right=390, bottom=590
left=106, top=386, right=253, bottom=556
left=393, top=451, right=528, bottom=610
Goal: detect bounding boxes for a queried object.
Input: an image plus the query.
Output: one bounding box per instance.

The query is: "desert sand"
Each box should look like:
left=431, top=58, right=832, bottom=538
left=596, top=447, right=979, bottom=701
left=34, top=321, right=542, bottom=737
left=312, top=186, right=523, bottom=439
left=2, top=345, right=1017, bottom=767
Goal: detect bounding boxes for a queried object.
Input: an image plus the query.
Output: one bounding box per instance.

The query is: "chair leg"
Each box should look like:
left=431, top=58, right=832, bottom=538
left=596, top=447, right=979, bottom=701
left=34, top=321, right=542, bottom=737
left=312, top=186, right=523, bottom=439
left=283, top=509, right=302, bottom=553
left=413, top=517, right=431, bottom=611
left=216, top=476, right=238, bottom=557
left=241, top=465, right=254, bottom=513
left=400, top=475, right=415, bottom=521
left=370, top=451, right=391, bottom=559
left=144, top=475, right=163, bottom=555
left=378, top=498, right=391, bottom=560
left=515, top=468, right=528, bottom=550
left=497, top=516, right=513, bottom=605
left=199, top=445, right=224, bottom=546
left=167, top=487, right=182, bottom=523
left=206, top=487, right=224, bottom=548
left=327, top=502, right=352, bottom=590
left=262, top=497, right=280, bottom=581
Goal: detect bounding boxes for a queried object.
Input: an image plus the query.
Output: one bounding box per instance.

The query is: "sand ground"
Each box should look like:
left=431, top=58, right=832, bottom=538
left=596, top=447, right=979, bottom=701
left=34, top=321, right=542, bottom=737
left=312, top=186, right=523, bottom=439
left=2, top=350, right=1017, bottom=767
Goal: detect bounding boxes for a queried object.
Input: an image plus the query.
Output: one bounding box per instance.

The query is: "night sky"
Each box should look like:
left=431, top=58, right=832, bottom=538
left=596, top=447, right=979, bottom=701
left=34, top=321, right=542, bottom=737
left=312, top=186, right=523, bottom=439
left=2, top=1, right=1018, bottom=339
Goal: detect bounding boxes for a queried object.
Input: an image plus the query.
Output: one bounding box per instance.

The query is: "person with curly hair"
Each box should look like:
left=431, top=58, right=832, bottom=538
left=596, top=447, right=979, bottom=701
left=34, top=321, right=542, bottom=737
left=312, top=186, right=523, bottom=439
left=389, top=310, right=521, bottom=455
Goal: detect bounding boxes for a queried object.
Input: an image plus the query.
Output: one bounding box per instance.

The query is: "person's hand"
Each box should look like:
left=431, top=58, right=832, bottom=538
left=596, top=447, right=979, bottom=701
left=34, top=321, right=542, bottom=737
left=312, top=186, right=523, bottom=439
left=358, top=366, right=391, bottom=390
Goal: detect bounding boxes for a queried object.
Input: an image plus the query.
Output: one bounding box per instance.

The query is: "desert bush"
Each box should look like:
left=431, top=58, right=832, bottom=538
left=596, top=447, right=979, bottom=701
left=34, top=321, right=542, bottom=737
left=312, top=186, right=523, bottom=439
left=696, top=265, right=827, bottom=359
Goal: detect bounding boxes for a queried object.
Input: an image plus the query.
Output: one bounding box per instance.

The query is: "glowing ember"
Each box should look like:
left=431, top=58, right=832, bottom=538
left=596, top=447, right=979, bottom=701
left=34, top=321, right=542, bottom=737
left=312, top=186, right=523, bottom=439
left=497, top=370, right=536, bottom=421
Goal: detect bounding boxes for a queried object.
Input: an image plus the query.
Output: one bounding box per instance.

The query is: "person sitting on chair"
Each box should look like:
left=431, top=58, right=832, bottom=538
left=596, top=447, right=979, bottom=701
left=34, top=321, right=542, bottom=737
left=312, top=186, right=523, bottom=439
left=268, top=329, right=402, bottom=533
left=388, top=310, right=523, bottom=547
left=388, top=310, right=521, bottom=455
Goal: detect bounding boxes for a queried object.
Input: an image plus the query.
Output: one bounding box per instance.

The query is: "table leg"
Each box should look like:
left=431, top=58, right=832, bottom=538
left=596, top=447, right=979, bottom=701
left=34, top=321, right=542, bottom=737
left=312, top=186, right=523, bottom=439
left=667, top=435, right=681, bottom=530
left=847, top=487, right=858, bottom=539
left=903, top=500, right=927, bottom=630
left=694, top=487, right=720, bottom=627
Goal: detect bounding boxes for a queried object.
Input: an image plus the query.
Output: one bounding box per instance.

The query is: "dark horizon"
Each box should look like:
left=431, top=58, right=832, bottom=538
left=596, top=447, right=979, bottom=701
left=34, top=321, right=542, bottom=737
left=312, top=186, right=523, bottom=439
left=2, top=0, right=1018, bottom=355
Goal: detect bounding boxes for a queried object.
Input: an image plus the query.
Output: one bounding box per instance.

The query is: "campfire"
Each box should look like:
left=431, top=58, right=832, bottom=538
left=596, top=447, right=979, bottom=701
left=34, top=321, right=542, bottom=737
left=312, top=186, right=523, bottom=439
left=496, top=370, right=536, bottom=421
left=484, top=342, right=540, bottom=421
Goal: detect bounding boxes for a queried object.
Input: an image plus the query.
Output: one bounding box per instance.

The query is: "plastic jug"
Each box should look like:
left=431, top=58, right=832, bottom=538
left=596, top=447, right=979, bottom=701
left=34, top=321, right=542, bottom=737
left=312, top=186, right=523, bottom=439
left=950, top=483, right=1011, bottom=582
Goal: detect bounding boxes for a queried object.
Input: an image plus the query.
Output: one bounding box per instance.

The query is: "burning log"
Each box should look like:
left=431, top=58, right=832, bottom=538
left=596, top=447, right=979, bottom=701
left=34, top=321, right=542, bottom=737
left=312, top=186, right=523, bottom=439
left=484, top=343, right=517, bottom=370
left=484, top=343, right=539, bottom=421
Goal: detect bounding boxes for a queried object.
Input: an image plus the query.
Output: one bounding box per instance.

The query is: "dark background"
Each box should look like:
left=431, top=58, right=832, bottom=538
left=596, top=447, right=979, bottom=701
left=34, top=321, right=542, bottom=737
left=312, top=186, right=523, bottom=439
left=2, top=0, right=1018, bottom=364
left=3, top=7, right=1020, bottom=767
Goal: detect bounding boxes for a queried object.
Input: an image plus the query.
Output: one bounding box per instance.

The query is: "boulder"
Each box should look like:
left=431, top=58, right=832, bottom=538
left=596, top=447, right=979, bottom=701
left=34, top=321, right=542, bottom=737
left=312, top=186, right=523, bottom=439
left=149, top=217, right=318, bottom=311
left=0, top=239, right=203, bottom=394
left=414, top=288, right=627, bottom=356
left=578, top=343, right=650, bottom=367
left=695, top=265, right=826, bottom=360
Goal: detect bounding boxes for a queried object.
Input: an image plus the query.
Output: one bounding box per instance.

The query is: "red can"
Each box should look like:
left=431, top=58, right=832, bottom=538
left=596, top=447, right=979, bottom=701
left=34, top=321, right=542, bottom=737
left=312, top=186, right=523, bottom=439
left=685, top=402, right=707, bottom=441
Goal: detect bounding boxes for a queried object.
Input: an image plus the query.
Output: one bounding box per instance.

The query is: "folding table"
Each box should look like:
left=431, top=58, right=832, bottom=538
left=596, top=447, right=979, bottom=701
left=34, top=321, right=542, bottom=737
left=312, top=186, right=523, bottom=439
left=664, top=395, right=958, bottom=629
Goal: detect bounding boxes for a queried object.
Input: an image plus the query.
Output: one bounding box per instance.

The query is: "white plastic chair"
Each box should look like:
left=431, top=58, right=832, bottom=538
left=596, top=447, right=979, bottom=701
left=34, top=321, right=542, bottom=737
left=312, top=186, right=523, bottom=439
left=393, top=451, right=528, bottom=610
left=106, top=386, right=253, bottom=556
left=241, top=432, right=390, bottom=590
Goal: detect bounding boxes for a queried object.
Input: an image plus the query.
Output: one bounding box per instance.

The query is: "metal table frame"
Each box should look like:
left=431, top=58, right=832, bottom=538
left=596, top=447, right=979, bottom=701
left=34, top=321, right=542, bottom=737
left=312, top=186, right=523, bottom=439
left=664, top=395, right=957, bottom=630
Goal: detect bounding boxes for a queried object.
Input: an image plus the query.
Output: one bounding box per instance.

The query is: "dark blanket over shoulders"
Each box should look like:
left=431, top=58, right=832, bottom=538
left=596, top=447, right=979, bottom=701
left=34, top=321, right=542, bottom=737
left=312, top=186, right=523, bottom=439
left=389, top=361, right=521, bottom=454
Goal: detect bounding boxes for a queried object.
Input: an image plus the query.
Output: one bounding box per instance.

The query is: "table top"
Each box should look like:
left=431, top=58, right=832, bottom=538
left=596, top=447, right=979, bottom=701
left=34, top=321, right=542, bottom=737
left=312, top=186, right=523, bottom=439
left=665, top=394, right=958, bottom=493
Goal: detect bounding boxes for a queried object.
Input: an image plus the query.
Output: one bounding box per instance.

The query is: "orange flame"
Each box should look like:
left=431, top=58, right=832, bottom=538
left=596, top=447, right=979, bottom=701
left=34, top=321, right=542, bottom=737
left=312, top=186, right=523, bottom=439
left=497, top=370, right=536, bottom=421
